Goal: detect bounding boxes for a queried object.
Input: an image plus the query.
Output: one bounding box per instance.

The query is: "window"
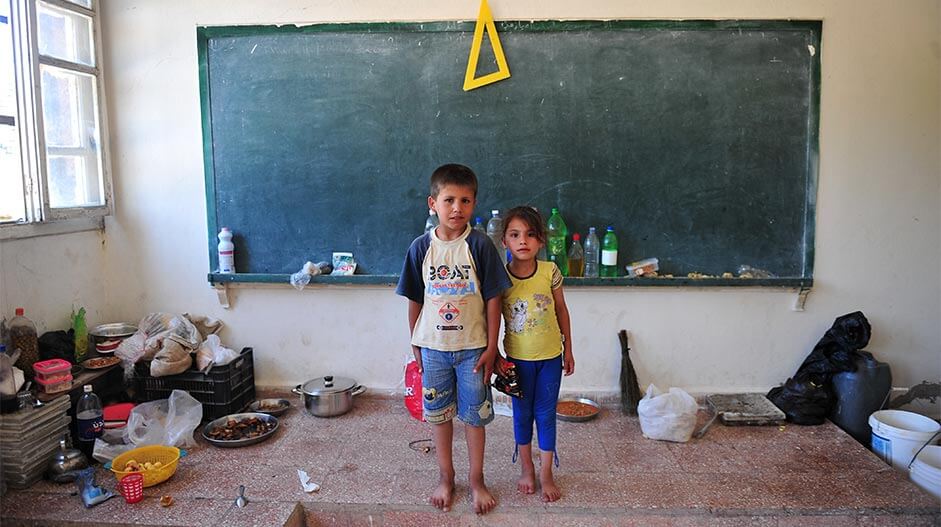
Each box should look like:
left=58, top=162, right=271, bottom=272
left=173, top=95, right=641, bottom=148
left=0, top=0, right=109, bottom=238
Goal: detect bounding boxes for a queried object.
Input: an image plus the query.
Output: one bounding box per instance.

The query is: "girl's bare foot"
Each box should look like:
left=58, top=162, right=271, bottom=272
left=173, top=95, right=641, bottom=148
left=518, top=465, right=536, bottom=494
left=431, top=478, right=454, bottom=512
left=540, top=472, right=561, bottom=502
left=471, top=483, right=496, bottom=514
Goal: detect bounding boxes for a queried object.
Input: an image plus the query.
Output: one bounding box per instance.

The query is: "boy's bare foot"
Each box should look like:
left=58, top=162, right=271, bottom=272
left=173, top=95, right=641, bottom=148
left=540, top=473, right=561, bottom=502
left=471, top=483, right=496, bottom=514
left=518, top=466, right=536, bottom=494
left=431, top=478, right=454, bottom=512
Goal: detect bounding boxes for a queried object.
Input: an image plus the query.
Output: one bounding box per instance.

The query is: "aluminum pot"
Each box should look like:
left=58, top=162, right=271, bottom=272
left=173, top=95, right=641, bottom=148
left=293, top=375, right=366, bottom=417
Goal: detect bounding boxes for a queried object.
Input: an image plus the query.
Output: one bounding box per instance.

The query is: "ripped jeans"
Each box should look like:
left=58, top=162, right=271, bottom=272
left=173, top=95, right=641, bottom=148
left=420, top=347, right=494, bottom=426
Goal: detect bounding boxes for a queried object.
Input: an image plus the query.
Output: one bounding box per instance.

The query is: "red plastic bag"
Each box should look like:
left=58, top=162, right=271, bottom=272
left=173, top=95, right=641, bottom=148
left=404, top=360, right=425, bottom=422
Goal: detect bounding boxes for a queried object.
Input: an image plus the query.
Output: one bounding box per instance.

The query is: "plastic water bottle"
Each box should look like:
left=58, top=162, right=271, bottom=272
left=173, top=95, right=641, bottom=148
left=546, top=208, right=569, bottom=276
left=601, top=226, right=619, bottom=277
left=473, top=216, right=486, bottom=235
left=567, top=232, right=585, bottom=277
left=584, top=227, right=600, bottom=278
left=217, top=227, right=236, bottom=274
left=76, top=385, right=103, bottom=458
left=486, top=210, right=506, bottom=264
left=424, top=210, right=439, bottom=234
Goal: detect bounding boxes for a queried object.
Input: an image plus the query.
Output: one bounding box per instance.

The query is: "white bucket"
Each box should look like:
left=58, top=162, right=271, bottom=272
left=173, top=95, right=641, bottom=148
left=869, top=410, right=941, bottom=472
left=910, top=445, right=941, bottom=499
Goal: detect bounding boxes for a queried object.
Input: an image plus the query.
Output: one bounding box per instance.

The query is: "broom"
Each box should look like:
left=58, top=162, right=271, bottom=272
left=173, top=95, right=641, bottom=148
left=618, top=329, right=641, bottom=415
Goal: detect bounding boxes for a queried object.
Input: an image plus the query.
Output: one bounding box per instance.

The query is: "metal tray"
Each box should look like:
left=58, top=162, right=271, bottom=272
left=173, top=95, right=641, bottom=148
left=556, top=398, right=601, bottom=422
left=201, top=412, right=279, bottom=448
left=248, top=398, right=291, bottom=417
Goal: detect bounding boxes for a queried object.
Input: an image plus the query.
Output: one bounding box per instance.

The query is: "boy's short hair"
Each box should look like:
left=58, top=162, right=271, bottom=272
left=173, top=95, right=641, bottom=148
left=502, top=206, right=547, bottom=245
left=430, top=164, right=478, bottom=198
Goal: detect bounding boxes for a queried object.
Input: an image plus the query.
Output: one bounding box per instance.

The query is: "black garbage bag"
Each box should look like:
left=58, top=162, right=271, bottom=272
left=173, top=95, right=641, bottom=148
left=38, top=330, right=75, bottom=363
left=768, top=311, right=872, bottom=424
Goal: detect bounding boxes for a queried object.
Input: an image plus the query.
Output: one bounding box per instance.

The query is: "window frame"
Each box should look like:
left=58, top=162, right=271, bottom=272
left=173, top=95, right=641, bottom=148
left=0, top=0, right=111, bottom=240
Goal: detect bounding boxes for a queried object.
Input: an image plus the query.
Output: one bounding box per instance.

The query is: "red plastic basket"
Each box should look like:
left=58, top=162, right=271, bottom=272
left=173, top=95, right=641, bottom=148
left=120, top=473, right=144, bottom=504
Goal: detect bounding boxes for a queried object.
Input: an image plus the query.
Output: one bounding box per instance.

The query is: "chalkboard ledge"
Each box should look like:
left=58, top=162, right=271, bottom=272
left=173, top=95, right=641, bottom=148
left=208, top=273, right=811, bottom=289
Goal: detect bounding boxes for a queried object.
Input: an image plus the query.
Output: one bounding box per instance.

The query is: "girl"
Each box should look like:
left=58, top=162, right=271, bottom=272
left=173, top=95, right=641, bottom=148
left=498, top=206, right=575, bottom=502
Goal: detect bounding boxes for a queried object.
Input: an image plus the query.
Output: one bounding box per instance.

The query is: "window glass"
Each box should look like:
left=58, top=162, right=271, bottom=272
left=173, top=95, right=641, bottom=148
left=0, top=3, right=26, bottom=222
left=64, top=0, right=92, bottom=8
left=38, top=1, right=94, bottom=67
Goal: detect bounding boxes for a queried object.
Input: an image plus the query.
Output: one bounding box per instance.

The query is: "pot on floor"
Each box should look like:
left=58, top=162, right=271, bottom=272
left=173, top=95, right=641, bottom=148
left=293, top=375, right=366, bottom=417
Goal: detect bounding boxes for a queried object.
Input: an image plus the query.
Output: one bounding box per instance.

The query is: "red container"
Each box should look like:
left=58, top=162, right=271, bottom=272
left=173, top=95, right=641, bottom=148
left=120, top=473, right=144, bottom=503
left=32, top=359, right=72, bottom=383
left=35, top=373, right=73, bottom=394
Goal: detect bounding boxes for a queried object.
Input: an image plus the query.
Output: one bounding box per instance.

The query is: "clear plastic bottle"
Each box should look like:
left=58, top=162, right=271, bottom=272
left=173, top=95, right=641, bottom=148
left=584, top=227, right=600, bottom=278
left=473, top=216, right=486, bottom=235
left=567, top=232, right=585, bottom=277
left=9, top=308, right=38, bottom=378
left=424, top=209, right=439, bottom=234
left=486, top=210, right=506, bottom=264
left=601, top=226, right=619, bottom=277
left=546, top=208, right=569, bottom=276
left=217, top=227, right=236, bottom=274
left=75, top=385, right=103, bottom=458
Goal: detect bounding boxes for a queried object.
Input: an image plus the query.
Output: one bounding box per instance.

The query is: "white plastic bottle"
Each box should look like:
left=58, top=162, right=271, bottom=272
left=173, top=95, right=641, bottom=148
left=217, top=227, right=236, bottom=274
left=584, top=227, right=600, bottom=278
left=486, top=210, right=506, bottom=264
left=424, top=209, right=439, bottom=234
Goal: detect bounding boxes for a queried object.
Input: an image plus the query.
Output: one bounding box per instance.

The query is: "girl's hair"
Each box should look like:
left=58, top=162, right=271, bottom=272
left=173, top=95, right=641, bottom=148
left=501, top=206, right=546, bottom=244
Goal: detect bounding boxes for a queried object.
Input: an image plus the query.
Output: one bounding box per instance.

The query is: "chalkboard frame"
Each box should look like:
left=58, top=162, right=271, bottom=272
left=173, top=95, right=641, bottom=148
left=199, top=19, right=820, bottom=289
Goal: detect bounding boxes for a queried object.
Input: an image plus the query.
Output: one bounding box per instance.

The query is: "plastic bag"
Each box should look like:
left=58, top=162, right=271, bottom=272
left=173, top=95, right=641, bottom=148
left=637, top=384, right=698, bottom=443
left=74, top=467, right=115, bottom=508
left=124, top=389, right=202, bottom=448
left=404, top=360, right=424, bottom=422
left=195, top=334, right=238, bottom=372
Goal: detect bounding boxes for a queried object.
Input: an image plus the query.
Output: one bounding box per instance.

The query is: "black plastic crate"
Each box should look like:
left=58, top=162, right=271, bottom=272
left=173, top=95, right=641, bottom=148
left=134, top=347, right=255, bottom=421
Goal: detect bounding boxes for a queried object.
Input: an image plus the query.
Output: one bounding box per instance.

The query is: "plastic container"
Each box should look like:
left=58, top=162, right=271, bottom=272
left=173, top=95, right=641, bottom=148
left=601, top=226, right=619, bottom=277
left=473, top=216, right=486, bottom=235
left=869, top=409, right=941, bottom=472
left=486, top=210, right=505, bottom=264
left=71, top=307, right=88, bottom=363
left=217, top=227, right=235, bottom=274
left=547, top=208, right=569, bottom=276
left=830, top=351, right=891, bottom=445
left=109, top=445, right=183, bottom=487
left=910, top=445, right=941, bottom=499
left=9, top=308, right=39, bottom=379
left=35, top=373, right=73, bottom=394
left=424, top=209, right=439, bottom=233
left=120, top=474, right=144, bottom=503
left=567, top=232, right=584, bottom=277
left=584, top=227, right=600, bottom=278
left=32, top=359, right=72, bottom=383
left=626, top=257, right=660, bottom=278
left=76, top=385, right=104, bottom=458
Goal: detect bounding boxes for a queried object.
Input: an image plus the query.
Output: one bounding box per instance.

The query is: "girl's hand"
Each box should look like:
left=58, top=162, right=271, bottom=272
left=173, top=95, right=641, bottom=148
left=495, top=354, right=514, bottom=376
left=563, top=351, right=575, bottom=376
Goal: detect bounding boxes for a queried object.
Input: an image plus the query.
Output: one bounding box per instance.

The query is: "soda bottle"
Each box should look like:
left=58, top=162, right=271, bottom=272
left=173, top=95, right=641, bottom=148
left=601, top=226, right=619, bottom=277
left=75, top=385, right=104, bottom=458
left=546, top=208, right=569, bottom=276
left=486, top=210, right=506, bottom=264
left=473, top=216, right=486, bottom=235
left=424, top=210, right=439, bottom=234
left=567, top=232, right=585, bottom=277
left=584, top=227, right=600, bottom=278
left=217, top=228, right=236, bottom=274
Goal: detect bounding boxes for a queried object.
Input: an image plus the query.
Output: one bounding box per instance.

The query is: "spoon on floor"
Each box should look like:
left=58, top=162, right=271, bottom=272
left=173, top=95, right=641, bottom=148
left=235, top=485, right=248, bottom=508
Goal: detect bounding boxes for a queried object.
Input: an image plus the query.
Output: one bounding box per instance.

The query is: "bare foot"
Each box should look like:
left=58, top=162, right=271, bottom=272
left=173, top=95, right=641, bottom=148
left=471, top=483, right=496, bottom=514
left=518, top=466, right=536, bottom=494
left=540, top=472, right=561, bottom=502
left=430, top=478, right=454, bottom=512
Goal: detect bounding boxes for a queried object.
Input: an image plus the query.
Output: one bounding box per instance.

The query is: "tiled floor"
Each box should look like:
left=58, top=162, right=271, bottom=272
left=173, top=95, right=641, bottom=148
left=1, top=392, right=938, bottom=526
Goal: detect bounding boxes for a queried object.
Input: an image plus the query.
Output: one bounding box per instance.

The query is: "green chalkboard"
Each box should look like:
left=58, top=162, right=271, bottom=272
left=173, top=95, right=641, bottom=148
left=199, top=20, right=820, bottom=285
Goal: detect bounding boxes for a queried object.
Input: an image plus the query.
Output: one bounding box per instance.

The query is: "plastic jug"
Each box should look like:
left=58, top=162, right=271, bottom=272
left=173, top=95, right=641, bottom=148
left=830, top=351, right=892, bottom=445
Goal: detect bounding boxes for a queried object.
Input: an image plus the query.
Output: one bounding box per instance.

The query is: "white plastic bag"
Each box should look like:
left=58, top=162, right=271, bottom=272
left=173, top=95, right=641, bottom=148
left=637, top=384, right=699, bottom=443
left=123, top=390, right=203, bottom=448
left=195, top=334, right=239, bottom=371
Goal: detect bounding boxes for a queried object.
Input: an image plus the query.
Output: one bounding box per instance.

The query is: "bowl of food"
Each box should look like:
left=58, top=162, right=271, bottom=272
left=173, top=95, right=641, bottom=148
left=556, top=398, right=601, bottom=422
left=248, top=398, right=291, bottom=417
left=89, top=323, right=137, bottom=353
left=202, top=412, right=279, bottom=448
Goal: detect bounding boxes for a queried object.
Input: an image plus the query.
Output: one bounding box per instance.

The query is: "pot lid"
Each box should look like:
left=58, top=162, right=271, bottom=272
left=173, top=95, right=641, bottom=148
left=300, top=375, right=357, bottom=395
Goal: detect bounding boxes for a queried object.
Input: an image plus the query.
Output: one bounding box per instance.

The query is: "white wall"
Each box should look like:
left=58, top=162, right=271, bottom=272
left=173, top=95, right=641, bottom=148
left=2, top=1, right=938, bottom=404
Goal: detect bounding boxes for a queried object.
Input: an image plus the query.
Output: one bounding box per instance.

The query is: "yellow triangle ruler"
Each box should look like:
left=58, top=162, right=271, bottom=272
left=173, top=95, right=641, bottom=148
left=463, top=0, right=511, bottom=91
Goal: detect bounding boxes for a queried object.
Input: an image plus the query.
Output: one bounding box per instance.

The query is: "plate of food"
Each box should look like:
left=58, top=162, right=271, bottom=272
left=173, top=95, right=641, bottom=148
left=248, top=398, right=291, bottom=417
left=82, top=356, right=122, bottom=370
left=556, top=398, right=601, bottom=422
left=202, top=412, right=279, bottom=448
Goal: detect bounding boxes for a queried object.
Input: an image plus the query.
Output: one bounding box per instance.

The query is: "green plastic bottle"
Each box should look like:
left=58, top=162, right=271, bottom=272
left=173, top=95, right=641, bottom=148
left=72, top=307, right=88, bottom=363
left=601, top=226, right=619, bottom=277
left=546, top=208, right=569, bottom=276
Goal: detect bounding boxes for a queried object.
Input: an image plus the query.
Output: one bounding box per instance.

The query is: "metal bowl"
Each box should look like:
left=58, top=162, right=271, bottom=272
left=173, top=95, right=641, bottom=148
left=556, top=397, right=601, bottom=422
left=248, top=398, right=291, bottom=417
left=89, top=323, right=138, bottom=338
left=201, top=412, right=279, bottom=448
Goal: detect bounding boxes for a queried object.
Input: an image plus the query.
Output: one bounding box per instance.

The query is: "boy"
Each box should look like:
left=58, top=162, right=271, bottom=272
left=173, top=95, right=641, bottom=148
left=396, top=163, right=511, bottom=514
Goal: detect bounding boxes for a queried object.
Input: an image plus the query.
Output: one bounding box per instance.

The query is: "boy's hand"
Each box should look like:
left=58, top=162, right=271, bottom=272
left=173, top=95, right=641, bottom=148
left=474, top=347, right=497, bottom=385
left=412, top=345, right=423, bottom=373
left=563, top=350, right=575, bottom=376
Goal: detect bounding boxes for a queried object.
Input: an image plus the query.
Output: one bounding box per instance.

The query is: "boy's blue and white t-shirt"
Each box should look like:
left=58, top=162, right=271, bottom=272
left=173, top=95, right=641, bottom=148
left=396, top=224, right=510, bottom=352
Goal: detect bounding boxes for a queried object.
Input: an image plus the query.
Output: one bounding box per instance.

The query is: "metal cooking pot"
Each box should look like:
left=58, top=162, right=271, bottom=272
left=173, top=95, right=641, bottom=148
left=293, top=375, right=366, bottom=417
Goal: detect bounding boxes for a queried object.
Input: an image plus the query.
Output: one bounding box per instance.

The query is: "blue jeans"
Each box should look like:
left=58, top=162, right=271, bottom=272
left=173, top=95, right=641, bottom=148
left=421, top=347, right=494, bottom=426
left=511, top=355, right=563, bottom=452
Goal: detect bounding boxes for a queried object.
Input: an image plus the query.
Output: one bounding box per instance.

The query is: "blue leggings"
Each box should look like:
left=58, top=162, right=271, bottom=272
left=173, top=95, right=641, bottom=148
left=511, top=355, right=563, bottom=454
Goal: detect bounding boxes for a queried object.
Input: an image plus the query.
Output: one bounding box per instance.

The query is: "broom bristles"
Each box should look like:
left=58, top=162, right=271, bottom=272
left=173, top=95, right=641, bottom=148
left=619, top=329, right=641, bottom=415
